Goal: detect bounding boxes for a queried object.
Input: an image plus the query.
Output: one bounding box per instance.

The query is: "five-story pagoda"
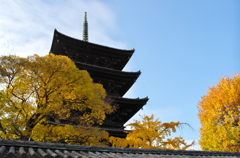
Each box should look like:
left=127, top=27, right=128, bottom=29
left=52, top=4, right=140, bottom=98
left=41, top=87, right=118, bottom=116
left=50, top=12, right=148, bottom=137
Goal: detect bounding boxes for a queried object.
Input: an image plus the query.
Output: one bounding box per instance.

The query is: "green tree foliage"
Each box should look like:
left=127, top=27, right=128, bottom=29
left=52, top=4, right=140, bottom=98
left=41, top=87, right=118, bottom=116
left=0, top=54, right=113, bottom=145
left=109, top=115, right=194, bottom=150
left=198, top=73, right=240, bottom=151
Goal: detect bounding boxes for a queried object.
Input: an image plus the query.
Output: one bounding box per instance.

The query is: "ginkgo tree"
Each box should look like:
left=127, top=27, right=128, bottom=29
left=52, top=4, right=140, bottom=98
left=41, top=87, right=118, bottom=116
left=109, top=114, right=194, bottom=150
left=198, top=73, right=240, bottom=151
left=0, top=54, right=113, bottom=145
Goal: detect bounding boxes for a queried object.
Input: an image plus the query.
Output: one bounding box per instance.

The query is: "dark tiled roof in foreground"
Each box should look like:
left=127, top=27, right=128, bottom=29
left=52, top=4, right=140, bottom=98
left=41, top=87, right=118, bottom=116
left=0, top=139, right=240, bottom=158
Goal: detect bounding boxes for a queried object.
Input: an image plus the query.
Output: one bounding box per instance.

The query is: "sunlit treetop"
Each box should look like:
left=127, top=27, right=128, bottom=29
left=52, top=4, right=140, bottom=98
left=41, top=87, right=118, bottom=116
left=198, top=73, right=240, bottom=151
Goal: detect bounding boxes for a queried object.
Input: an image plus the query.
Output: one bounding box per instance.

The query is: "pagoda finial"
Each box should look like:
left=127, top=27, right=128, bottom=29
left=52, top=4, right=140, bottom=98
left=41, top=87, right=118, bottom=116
left=82, top=12, right=88, bottom=42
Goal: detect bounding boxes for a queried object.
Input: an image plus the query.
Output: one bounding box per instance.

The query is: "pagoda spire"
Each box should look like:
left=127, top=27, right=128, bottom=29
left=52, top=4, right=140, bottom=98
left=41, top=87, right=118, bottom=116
left=82, top=12, right=88, bottom=42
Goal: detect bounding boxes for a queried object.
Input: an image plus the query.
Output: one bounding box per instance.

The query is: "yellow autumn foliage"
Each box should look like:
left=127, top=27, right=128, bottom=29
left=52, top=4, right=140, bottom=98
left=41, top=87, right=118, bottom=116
left=109, top=114, right=193, bottom=150
left=198, top=73, right=240, bottom=151
left=0, top=54, right=113, bottom=145
left=32, top=124, right=109, bottom=146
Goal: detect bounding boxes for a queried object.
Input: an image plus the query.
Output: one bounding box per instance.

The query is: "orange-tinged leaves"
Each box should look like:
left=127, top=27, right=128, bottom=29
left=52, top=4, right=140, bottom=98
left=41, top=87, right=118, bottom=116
left=198, top=73, right=240, bottom=151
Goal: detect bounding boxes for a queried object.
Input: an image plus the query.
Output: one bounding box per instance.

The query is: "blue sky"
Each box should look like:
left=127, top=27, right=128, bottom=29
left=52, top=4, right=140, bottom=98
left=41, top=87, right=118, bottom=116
left=0, top=0, right=239, bottom=150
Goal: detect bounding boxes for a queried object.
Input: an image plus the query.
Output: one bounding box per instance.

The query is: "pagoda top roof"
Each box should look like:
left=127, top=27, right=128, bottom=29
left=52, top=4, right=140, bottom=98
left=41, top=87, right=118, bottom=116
left=50, top=29, right=134, bottom=70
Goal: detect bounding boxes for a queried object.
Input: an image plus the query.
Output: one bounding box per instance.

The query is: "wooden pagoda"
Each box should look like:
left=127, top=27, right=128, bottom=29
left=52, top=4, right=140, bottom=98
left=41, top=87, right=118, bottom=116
left=49, top=12, right=148, bottom=137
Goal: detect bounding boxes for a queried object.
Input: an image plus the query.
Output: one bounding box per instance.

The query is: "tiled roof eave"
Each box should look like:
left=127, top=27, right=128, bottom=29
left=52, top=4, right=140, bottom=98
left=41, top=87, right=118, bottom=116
left=112, top=96, right=149, bottom=104
left=74, top=61, right=141, bottom=78
left=1, top=139, right=240, bottom=157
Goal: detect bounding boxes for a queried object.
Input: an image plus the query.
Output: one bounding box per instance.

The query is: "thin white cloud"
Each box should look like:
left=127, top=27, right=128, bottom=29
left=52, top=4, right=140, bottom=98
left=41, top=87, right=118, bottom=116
left=0, top=0, right=126, bottom=57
